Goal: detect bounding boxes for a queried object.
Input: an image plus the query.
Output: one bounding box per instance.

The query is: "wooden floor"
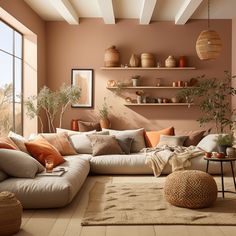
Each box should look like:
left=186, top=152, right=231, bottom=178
left=16, top=175, right=236, bottom=236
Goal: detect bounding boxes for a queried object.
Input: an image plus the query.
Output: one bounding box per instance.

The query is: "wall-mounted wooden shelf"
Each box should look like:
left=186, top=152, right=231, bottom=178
left=125, top=103, right=194, bottom=106
left=107, top=86, right=196, bottom=89
left=101, top=67, right=196, bottom=70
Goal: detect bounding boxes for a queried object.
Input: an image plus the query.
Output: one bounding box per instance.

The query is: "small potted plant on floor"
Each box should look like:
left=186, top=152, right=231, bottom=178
left=216, top=133, right=235, bottom=155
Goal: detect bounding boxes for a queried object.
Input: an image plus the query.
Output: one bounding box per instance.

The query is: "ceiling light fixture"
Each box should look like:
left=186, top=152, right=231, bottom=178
left=196, top=0, right=222, bottom=60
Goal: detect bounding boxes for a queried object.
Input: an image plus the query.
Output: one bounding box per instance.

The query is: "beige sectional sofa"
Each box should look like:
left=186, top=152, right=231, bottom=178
left=0, top=130, right=232, bottom=209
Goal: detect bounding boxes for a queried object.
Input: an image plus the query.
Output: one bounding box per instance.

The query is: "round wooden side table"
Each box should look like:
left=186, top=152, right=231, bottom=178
left=204, top=157, right=236, bottom=198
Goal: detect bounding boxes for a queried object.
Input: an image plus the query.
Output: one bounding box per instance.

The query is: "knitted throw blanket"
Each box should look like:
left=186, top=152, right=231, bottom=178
left=142, top=145, right=204, bottom=177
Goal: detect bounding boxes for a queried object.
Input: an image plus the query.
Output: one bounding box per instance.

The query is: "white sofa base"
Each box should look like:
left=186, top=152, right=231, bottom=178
left=0, top=156, right=90, bottom=209
left=90, top=153, right=232, bottom=175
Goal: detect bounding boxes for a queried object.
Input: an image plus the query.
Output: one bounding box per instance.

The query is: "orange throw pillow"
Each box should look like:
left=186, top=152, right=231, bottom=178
left=0, top=137, right=19, bottom=150
left=25, top=137, right=65, bottom=167
left=39, top=133, right=77, bottom=156
left=144, top=127, right=175, bottom=147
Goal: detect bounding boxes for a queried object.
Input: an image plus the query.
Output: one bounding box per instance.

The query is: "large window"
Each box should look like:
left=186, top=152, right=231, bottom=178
left=0, top=20, right=23, bottom=135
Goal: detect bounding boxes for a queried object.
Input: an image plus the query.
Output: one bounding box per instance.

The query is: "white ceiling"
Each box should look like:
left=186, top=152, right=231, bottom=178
left=24, top=0, right=236, bottom=23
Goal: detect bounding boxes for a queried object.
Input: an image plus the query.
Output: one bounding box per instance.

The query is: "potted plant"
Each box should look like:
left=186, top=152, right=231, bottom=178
left=98, top=97, right=111, bottom=129
left=131, top=75, right=141, bottom=87
left=177, top=72, right=236, bottom=133
left=216, top=133, right=235, bottom=155
left=25, top=84, right=81, bottom=132
left=136, top=90, right=144, bottom=104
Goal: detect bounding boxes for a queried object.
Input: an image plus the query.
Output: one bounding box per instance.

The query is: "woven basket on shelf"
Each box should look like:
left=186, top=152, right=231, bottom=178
left=164, top=170, right=217, bottom=209
left=0, top=191, right=22, bottom=235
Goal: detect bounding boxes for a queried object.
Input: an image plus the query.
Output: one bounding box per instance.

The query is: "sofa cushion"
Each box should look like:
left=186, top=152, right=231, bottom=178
left=158, top=135, right=187, bottom=147
left=90, top=154, right=152, bottom=174
left=116, top=137, right=133, bottom=154
left=40, top=133, right=77, bottom=156
left=78, top=120, right=101, bottom=132
left=0, top=170, right=8, bottom=182
left=103, top=128, right=145, bottom=153
left=0, top=137, right=19, bottom=150
left=0, top=155, right=90, bottom=208
left=8, top=131, right=29, bottom=153
left=144, top=127, right=175, bottom=147
left=88, top=134, right=123, bottom=156
left=69, top=130, right=96, bottom=154
left=0, top=149, right=44, bottom=178
left=175, top=130, right=205, bottom=147
left=25, top=137, right=65, bottom=167
left=89, top=153, right=230, bottom=175
left=197, top=134, right=221, bottom=152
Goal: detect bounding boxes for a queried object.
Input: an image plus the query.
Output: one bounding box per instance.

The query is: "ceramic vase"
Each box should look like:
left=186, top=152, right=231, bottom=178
left=137, top=96, right=142, bottom=104
left=165, top=55, right=176, bottom=67
left=179, top=56, right=187, bottom=67
left=129, top=54, right=139, bottom=67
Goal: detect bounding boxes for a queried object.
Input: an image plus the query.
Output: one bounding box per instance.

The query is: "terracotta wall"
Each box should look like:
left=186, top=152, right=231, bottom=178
left=46, top=19, right=231, bottom=131
left=0, top=0, right=46, bottom=89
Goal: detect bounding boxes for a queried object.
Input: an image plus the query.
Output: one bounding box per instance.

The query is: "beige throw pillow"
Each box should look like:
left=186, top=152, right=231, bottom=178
left=8, top=131, right=29, bottom=153
left=102, top=128, right=145, bottom=153
left=88, top=134, right=123, bottom=156
left=0, top=149, right=44, bottom=178
left=40, top=133, right=77, bottom=155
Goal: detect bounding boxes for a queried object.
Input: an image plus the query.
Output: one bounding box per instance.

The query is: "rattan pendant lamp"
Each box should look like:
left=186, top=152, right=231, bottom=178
left=196, top=0, right=222, bottom=60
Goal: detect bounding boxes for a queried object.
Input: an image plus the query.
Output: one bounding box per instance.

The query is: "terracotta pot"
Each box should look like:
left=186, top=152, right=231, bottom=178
left=129, top=54, right=139, bottom=67
left=71, top=119, right=79, bottom=131
left=100, top=118, right=111, bottom=129
left=104, top=46, right=120, bottom=67
left=179, top=56, right=187, bottom=67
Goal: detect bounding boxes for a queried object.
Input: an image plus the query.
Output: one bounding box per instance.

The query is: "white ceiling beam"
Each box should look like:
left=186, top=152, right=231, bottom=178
left=175, top=0, right=203, bottom=25
left=50, top=0, right=79, bottom=25
left=97, top=0, right=115, bottom=24
left=140, top=0, right=157, bottom=25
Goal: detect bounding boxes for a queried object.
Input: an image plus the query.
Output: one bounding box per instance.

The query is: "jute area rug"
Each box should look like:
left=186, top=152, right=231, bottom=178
left=81, top=179, right=236, bottom=226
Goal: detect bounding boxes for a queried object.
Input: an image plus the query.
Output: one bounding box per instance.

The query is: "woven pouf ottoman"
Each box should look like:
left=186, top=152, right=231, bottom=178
left=0, top=191, right=22, bottom=235
left=164, top=170, right=218, bottom=209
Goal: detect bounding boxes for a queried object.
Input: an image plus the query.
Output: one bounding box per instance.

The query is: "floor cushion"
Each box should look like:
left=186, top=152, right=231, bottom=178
left=164, top=170, right=217, bottom=208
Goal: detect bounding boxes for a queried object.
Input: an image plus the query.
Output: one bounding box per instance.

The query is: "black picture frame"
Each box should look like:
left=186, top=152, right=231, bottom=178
left=71, top=69, right=93, bottom=108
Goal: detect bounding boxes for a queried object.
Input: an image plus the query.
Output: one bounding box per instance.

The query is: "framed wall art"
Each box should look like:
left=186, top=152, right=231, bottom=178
left=71, top=69, right=93, bottom=108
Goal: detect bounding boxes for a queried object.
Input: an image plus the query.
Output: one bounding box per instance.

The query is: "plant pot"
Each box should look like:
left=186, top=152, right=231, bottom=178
left=226, top=147, right=235, bottom=158
left=132, top=79, right=139, bottom=86
left=218, top=145, right=229, bottom=155
left=100, top=118, right=111, bottom=129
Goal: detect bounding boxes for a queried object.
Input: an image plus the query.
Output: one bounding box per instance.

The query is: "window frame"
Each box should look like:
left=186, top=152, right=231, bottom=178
left=0, top=18, right=23, bottom=134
